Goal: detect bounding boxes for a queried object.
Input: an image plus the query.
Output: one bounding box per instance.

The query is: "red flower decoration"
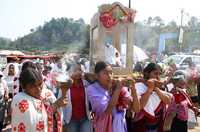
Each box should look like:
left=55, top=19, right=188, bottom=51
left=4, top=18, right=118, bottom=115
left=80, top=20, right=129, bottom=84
left=48, top=127, right=53, bottom=132
left=48, top=118, right=53, bottom=126
left=18, top=122, right=26, bottom=132
left=57, top=112, right=61, bottom=120
left=100, top=12, right=118, bottom=28
left=18, top=100, right=29, bottom=113
left=48, top=116, right=53, bottom=132
left=45, top=105, right=53, bottom=113
left=35, top=101, right=42, bottom=112
left=36, top=121, right=44, bottom=131
left=56, top=113, right=62, bottom=131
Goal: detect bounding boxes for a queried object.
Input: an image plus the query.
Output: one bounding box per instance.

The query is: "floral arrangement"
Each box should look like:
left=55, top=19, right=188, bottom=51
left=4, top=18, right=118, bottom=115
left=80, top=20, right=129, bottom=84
left=99, top=3, right=136, bottom=28
left=116, top=87, right=132, bottom=111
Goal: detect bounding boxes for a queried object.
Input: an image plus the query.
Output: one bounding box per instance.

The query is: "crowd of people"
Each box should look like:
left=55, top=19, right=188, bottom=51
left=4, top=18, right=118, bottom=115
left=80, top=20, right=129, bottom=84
left=0, top=56, right=199, bottom=132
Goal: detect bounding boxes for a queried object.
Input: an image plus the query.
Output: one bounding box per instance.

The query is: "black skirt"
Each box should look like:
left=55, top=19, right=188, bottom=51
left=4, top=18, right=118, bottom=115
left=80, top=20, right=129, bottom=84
left=170, top=116, right=187, bottom=132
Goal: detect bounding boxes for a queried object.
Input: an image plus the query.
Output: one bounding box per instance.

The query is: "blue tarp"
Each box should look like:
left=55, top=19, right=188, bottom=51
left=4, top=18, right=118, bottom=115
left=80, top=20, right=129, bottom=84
left=158, top=33, right=178, bottom=54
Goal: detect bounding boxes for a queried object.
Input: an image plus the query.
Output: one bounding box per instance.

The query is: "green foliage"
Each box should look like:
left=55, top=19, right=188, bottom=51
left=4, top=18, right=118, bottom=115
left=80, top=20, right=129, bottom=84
left=134, top=16, right=200, bottom=53
left=0, top=37, right=12, bottom=49
left=5, top=17, right=90, bottom=53
left=1, top=16, right=200, bottom=54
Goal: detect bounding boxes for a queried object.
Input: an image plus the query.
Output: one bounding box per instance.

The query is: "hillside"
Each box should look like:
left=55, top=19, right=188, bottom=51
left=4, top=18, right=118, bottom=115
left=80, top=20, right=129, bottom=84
left=1, top=16, right=200, bottom=54
left=0, top=17, right=90, bottom=53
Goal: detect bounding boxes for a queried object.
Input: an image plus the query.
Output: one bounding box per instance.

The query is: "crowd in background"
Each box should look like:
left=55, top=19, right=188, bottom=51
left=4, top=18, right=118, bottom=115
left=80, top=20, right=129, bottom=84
left=0, top=55, right=199, bottom=132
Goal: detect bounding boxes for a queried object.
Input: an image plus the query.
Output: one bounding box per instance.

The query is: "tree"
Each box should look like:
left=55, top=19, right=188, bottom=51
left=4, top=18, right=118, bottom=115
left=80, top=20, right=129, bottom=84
left=10, top=17, right=90, bottom=52
left=1, top=15, right=200, bottom=54
left=0, top=37, right=12, bottom=49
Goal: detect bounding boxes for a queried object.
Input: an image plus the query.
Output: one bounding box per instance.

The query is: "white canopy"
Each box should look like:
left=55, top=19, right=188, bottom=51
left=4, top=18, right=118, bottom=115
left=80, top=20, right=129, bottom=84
left=121, top=45, right=149, bottom=63
left=0, top=50, right=25, bottom=56
left=133, top=45, right=149, bottom=62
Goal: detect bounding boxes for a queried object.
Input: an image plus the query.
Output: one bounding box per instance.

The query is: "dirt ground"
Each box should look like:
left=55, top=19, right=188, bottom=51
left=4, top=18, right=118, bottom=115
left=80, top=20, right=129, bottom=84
left=189, top=117, right=200, bottom=132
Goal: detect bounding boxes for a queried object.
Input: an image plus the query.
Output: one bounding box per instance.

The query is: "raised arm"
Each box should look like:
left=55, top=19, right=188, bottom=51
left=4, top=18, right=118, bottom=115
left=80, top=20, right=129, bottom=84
left=140, top=80, right=155, bottom=108
left=129, top=80, right=140, bottom=112
left=104, top=80, right=122, bottom=114
left=154, top=87, right=172, bottom=105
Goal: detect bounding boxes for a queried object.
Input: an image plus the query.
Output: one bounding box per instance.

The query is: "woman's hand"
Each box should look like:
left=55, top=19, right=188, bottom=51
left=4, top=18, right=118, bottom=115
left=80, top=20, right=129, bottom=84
left=193, top=107, right=200, bottom=115
left=146, top=79, right=156, bottom=92
left=140, top=79, right=155, bottom=108
left=60, top=79, right=73, bottom=89
left=154, top=87, right=172, bottom=105
left=116, top=79, right=124, bottom=90
left=112, top=78, right=123, bottom=91
left=128, top=78, right=141, bottom=112
left=105, top=78, right=123, bottom=114
left=60, top=79, right=72, bottom=96
left=53, top=96, right=68, bottom=111
left=126, top=77, right=135, bottom=86
left=126, top=78, right=136, bottom=92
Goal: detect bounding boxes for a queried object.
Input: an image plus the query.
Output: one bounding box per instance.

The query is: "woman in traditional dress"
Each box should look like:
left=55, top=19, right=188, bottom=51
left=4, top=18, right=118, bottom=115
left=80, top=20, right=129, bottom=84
left=166, top=73, right=199, bottom=132
left=87, top=61, right=140, bottom=132
left=3, top=63, right=19, bottom=126
left=4, top=63, right=19, bottom=98
left=11, top=67, right=68, bottom=132
left=132, top=63, right=172, bottom=132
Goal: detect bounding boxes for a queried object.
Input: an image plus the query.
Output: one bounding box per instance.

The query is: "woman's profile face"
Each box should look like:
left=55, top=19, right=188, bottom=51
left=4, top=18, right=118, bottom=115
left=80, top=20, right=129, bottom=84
left=97, top=65, right=113, bottom=88
left=149, top=69, right=160, bottom=80
left=24, top=80, right=43, bottom=99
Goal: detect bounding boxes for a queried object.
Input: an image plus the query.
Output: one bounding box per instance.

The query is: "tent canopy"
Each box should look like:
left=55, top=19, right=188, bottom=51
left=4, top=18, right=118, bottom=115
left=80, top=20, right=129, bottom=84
left=0, top=50, right=25, bottom=56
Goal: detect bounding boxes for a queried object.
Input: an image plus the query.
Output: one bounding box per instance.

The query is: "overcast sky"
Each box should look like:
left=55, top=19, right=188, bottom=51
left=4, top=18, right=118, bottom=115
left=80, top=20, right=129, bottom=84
left=0, top=0, right=200, bottom=40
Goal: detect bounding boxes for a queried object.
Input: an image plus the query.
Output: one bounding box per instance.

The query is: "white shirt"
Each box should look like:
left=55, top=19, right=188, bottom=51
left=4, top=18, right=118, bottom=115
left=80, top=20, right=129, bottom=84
left=115, top=56, right=122, bottom=66
left=4, top=75, right=14, bottom=93
left=11, top=88, right=61, bottom=132
left=135, top=82, right=161, bottom=117
left=0, top=79, right=8, bottom=97
left=105, top=44, right=117, bottom=64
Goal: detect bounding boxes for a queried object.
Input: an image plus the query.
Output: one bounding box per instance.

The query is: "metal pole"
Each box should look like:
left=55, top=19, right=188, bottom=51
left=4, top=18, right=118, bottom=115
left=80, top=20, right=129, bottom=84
left=129, top=0, right=131, bottom=8
left=179, top=9, right=184, bottom=52
left=180, top=9, right=184, bottom=28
